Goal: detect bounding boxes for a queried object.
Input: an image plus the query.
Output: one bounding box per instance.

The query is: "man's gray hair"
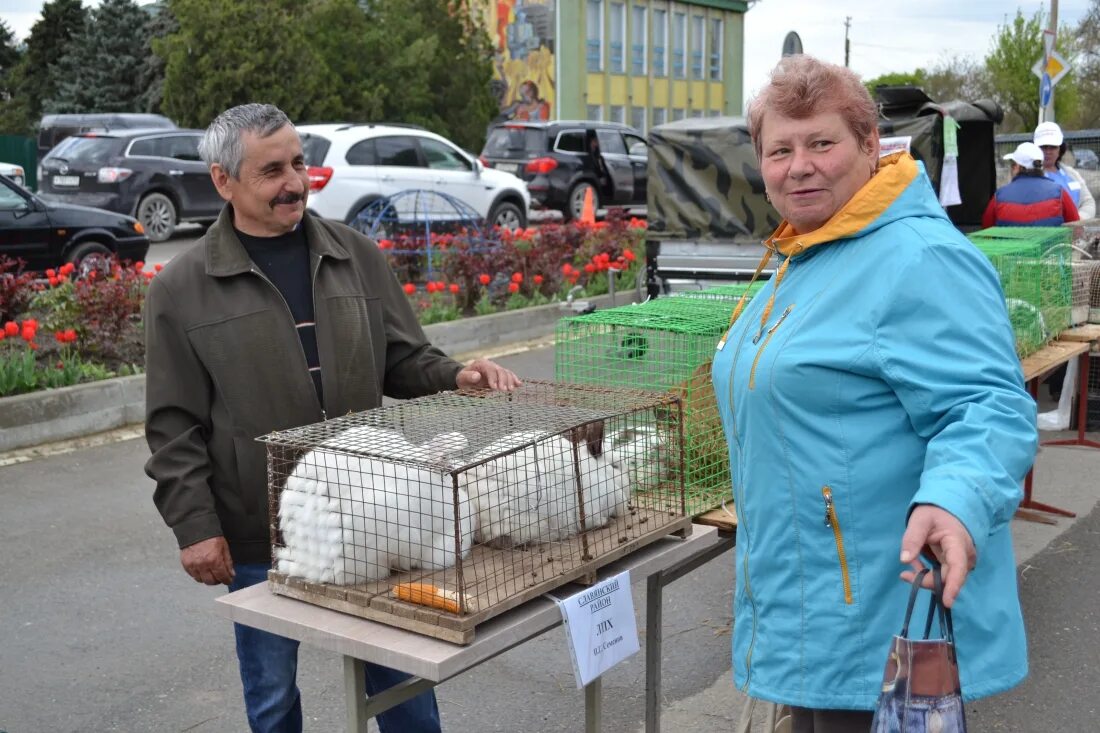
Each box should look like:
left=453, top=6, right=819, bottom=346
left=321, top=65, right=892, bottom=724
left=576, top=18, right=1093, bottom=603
left=198, top=103, right=293, bottom=179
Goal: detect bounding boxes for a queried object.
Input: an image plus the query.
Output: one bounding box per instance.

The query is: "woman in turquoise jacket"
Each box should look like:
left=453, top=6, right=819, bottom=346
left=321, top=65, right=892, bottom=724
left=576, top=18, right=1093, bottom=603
left=712, top=55, right=1037, bottom=731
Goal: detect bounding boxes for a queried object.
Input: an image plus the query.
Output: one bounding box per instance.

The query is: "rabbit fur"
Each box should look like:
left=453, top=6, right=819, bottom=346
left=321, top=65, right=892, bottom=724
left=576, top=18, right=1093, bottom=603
left=275, top=424, right=474, bottom=585
left=462, top=421, right=650, bottom=548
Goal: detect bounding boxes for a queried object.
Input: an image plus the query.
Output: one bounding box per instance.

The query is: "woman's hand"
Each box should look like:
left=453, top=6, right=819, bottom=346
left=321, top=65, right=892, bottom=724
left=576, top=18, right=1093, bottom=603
left=899, top=504, right=976, bottom=608
left=456, top=358, right=522, bottom=392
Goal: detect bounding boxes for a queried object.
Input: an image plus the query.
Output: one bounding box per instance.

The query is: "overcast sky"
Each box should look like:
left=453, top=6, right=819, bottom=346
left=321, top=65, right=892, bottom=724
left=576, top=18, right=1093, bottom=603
left=3, top=0, right=1093, bottom=105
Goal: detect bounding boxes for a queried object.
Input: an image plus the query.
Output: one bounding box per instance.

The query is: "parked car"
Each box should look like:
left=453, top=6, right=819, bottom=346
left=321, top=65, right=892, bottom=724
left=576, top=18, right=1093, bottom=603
left=480, top=120, right=647, bottom=221
left=0, top=173, right=149, bottom=274
left=36, top=128, right=221, bottom=242
left=0, top=162, right=26, bottom=188
left=297, top=123, right=530, bottom=230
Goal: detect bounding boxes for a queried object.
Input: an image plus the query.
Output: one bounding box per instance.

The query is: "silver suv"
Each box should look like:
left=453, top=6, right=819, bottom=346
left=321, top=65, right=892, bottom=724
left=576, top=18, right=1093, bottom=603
left=297, top=123, right=530, bottom=230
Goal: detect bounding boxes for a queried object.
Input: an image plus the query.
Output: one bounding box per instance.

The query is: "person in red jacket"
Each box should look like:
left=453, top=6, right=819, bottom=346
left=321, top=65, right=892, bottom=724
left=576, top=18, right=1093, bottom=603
left=983, top=142, right=1079, bottom=227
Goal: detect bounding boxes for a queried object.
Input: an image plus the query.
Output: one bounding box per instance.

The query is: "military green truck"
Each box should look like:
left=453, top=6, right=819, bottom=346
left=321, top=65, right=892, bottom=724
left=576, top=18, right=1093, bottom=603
left=644, top=88, right=1003, bottom=297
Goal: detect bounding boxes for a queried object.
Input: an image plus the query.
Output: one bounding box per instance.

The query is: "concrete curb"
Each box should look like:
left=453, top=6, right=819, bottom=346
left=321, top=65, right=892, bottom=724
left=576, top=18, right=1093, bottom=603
left=0, top=292, right=636, bottom=453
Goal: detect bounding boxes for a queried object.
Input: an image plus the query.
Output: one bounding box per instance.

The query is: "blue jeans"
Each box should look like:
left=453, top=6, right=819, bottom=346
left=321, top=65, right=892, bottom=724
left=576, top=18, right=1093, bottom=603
left=229, top=563, right=442, bottom=733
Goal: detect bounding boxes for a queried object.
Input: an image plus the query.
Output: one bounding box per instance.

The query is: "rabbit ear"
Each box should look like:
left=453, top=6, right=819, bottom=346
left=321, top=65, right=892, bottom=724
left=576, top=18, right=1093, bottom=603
left=566, top=420, right=604, bottom=457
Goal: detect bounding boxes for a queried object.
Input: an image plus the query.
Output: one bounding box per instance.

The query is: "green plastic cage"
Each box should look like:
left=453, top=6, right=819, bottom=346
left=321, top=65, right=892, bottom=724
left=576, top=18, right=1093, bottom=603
left=555, top=295, right=757, bottom=515
left=967, top=232, right=1072, bottom=358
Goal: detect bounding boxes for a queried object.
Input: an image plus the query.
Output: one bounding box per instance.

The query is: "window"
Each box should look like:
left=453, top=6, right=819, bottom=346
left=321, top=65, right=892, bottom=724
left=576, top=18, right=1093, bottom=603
left=671, top=12, right=686, bottom=78
left=691, top=15, right=705, bottom=79
left=630, top=107, right=646, bottom=133
left=597, top=129, right=627, bottom=155
left=609, top=105, right=626, bottom=124
left=586, top=105, right=603, bottom=121
left=0, top=183, right=26, bottom=210
left=556, top=131, right=588, bottom=153
left=624, top=133, right=646, bottom=156
left=586, top=0, right=603, bottom=72
left=672, top=108, right=685, bottom=121
left=652, top=9, right=667, bottom=77
left=609, top=2, right=626, bottom=73
left=373, top=136, right=421, bottom=167
left=709, top=109, right=722, bottom=117
left=708, top=18, right=723, bottom=80
left=301, top=134, right=332, bottom=166
left=419, top=138, right=471, bottom=170
left=484, top=127, right=545, bottom=158
left=652, top=108, right=667, bottom=127
left=345, top=139, right=378, bottom=165
left=128, top=138, right=162, bottom=157
left=691, top=109, right=704, bottom=118
left=164, top=135, right=201, bottom=161
left=631, top=6, right=646, bottom=76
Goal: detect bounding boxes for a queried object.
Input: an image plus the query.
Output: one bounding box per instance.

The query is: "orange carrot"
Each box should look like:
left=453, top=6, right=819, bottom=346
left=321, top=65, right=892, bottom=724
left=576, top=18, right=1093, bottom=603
left=392, top=582, right=461, bottom=614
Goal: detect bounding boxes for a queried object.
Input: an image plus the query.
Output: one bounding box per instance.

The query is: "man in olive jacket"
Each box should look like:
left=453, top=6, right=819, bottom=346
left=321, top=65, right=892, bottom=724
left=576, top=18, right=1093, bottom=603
left=144, top=103, right=519, bottom=733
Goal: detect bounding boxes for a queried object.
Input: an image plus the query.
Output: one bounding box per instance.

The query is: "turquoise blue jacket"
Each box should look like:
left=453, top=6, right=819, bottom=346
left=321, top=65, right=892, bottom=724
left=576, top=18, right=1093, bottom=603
left=711, top=153, right=1037, bottom=710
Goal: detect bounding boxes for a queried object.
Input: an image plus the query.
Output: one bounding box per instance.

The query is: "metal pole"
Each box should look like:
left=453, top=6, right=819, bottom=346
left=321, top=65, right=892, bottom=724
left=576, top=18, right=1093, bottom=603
left=844, top=17, right=851, bottom=68
left=1044, top=0, right=1059, bottom=122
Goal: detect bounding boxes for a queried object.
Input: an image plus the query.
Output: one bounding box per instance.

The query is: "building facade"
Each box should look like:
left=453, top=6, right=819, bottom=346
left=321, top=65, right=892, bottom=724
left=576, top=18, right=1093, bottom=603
left=477, top=0, right=748, bottom=132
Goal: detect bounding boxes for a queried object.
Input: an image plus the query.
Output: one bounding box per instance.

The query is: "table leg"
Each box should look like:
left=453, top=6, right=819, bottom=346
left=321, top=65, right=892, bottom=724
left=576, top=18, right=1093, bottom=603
left=1017, top=376, right=1078, bottom=521
left=585, top=676, right=603, bottom=732
left=645, top=573, right=663, bottom=733
left=1043, top=351, right=1100, bottom=450
left=344, top=656, right=368, bottom=733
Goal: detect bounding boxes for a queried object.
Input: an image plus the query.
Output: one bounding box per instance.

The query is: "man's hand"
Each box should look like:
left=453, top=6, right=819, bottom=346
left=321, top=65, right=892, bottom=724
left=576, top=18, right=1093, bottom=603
left=180, top=536, right=235, bottom=586
left=899, top=504, right=976, bottom=608
left=456, top=358, right=522, bottom=392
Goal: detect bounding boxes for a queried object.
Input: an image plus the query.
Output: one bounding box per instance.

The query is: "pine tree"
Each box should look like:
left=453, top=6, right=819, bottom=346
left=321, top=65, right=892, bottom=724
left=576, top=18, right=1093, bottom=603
left=0, top=20, right=21, bottom=103
left=0, top=0, right=87, bottom=134
left=49, top=0, right=151, bottom=113
left=138, top=2, right=179, bottom=114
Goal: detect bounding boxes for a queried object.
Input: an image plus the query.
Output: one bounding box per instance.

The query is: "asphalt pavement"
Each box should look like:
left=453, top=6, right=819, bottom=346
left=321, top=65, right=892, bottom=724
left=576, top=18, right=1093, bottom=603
left=1, top=343, right=1098, bottom=732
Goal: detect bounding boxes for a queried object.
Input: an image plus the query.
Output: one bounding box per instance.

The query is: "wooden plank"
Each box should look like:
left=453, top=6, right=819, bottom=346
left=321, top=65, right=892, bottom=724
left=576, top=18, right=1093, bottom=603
left=1059, top=324, right=1100, bottom=343
left=1021, top=340, right=1089, bottom=382
left=694, top=504, right=737, bottom=534
left=266, top=510, right=693, bottom=645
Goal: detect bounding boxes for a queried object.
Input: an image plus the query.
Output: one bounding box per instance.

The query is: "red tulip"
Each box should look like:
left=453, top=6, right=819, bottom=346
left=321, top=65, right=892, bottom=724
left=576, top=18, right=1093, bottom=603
left=508, top=282, right=519, bottom=293
left=533, top=274, right=544, bottom=285
left=478, top=273, right=491, bottom=286
left=48, top=276, right=59, bottom=287
left=511, top=272, right=523, bottom=283
left=449, top=283, right=460, bottom=294
left=154, top=263, right=164, bottom=272
left=134, top=261, right=145, bottom=271
left=623, top=249, right=636, bottom=262
left=403, top=283, right=416, bottom=295
left=584, top=263, right=596, bottom=274
left=46, top=268, right=57, bottom=278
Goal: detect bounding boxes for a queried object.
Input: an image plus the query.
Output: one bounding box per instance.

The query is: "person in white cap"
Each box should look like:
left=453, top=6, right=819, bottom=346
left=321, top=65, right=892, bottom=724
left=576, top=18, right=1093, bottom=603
left=1034, top=121, right=1095, bottom=219
left=982, top=141, right=1079, bottom=227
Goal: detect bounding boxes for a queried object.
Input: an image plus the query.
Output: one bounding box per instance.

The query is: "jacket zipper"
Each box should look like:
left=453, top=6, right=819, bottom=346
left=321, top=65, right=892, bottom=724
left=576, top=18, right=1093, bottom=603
left=249, top=265, right=326, bottom=421
left=822, top=486, right=853, bottom=604
left=748, top=304, right=793, bottom=389
left=308, top=253, right=327, bottom=420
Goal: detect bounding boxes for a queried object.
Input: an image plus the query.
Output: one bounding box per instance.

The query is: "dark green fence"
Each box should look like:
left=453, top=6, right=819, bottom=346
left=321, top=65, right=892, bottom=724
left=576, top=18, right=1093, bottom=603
left=0, top=136, right=38, bottom=190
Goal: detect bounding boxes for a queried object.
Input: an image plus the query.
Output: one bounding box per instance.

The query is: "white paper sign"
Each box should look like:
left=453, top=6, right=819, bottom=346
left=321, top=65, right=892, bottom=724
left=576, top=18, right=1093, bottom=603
left=554, top=570, right=640, bottom=688
left=879, top=136, right=912, bottom=158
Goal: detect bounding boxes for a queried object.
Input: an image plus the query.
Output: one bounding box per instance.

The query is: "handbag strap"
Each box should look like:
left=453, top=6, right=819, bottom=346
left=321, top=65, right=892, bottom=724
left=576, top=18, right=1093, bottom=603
left=922, top=565, right=956, bottom=643
left=899, top=568, right=931, bottom=638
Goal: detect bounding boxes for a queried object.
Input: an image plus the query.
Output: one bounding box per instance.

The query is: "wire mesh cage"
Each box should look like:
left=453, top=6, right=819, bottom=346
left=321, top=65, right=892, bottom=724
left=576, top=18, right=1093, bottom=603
left=968, top=232, right=1072, bottom=358
left=260, top=381, right=688, bottom=644
left=670, top=280, right=770, bottom=303
left=351, top=189, right=503, bottom=283
left=555, top=297, right=741, bottom=516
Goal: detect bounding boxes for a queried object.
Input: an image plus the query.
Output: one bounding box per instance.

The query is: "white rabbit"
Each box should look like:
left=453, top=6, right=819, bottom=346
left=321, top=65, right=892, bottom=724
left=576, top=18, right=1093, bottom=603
left=275, top=425, right=473, bottom=585
left=462, top=422, right=634, bottom=548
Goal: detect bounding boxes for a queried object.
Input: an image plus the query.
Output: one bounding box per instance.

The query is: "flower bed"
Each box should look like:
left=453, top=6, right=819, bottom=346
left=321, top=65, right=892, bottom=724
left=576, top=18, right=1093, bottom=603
left=0, top=212, right=646, bottom=398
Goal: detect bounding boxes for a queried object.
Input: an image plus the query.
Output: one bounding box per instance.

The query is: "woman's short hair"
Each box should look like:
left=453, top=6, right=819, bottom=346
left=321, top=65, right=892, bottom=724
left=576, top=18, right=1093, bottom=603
left=747, top=55, right=878, bottom=159
left=198, top=103, right=293, bottom=179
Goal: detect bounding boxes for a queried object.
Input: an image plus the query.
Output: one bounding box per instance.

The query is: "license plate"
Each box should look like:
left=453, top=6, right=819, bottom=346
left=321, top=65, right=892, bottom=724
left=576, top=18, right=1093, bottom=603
left=496, top=163, right=520, bottom=174
left=53, top=175, right=80, bottom=187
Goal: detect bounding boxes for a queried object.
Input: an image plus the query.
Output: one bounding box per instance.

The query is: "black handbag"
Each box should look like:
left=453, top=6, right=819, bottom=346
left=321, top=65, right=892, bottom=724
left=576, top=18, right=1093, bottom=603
left=870, top=566, right=968, bottom=733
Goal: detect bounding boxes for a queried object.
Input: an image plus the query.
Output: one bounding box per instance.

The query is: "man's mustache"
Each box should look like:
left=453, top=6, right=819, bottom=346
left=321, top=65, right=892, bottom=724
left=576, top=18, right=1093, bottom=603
left=270, top=192, right=305, bottom=208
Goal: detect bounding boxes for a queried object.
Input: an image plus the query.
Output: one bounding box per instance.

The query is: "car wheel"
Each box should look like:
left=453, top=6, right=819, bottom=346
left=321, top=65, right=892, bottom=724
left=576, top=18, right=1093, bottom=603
left=489, top=201, right=525, bottom=231
left=67, top=242, right=113, bottom=279
left=565, top=182, right=598, bottom=222
left=137, top=193, right=177, bottom=243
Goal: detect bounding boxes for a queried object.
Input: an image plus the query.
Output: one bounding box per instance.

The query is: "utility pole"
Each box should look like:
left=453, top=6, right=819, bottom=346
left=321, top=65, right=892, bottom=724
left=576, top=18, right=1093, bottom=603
left=844, top=16, right=851, bottom=67
left=1044, top=0, right=1059, bottom=121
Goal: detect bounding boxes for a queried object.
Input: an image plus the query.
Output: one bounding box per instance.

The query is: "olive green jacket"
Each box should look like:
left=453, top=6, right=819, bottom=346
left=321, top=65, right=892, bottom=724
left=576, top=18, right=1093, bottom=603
left=144, top=207, right=462, bottom=563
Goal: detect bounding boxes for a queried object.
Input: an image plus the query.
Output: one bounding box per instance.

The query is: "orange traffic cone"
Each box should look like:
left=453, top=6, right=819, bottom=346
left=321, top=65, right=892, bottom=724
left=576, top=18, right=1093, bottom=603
left=580, top=186, right=596, bottom=225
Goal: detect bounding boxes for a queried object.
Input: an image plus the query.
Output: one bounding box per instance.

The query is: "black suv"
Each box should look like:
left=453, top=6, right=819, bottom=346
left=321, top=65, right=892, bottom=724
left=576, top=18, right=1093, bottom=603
left=38, top=128, right=222, bottom=242
left=0, top=174, right=148, bottom=273
left=480, top=121, right=647, bottom=221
